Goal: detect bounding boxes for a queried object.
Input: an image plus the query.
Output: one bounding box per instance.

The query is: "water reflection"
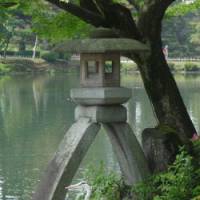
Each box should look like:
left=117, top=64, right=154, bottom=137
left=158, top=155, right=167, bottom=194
left=0, top=74, right=78, bottom=199
left=0, top=73, right=199, bottom=199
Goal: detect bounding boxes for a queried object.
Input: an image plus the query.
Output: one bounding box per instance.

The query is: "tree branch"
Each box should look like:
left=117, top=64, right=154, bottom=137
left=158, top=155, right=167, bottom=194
left=45, top=0, right=109, bottom=27
left=99, top=2, right=142, bottom=39
left=145, top=0, right=176, bottom=20
left=46, top=0, right=142, bottom=40
left=138, top=0, right=176, bottom=37
left=127, top=0, right=140, bottom=12
left=0, top=2, right=17, bottom=8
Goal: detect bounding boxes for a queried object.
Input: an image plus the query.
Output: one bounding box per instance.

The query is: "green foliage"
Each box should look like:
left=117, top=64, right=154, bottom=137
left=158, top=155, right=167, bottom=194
left=166, top=0, right=200, bottom=18
left=0, top=63, right=11, bottom=74
left=84, top=163, right=125, bottom=200
left=32, top=11, right=90, bottom=42
left=190, top=20, right=200, bottom=47
left=121, top=62, right=137, bottom=73
left=41, top=51, right=59, bottom=62
left=184, top=62, right=199, bottom=71
left=0, top=0, right=36, bottom=53
left=132, top=147, right=200, bottom=200
left=193, top=140, right=200, bottom=166
left=162, top=12, right=199, bottom=57
left=15, top=50, right=40, bottom=57
left=81, top=146, right=200, bottom=200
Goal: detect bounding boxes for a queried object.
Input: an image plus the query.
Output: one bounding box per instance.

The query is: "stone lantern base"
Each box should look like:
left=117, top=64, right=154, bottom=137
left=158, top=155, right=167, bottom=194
left=33, top=87, right=150, bottom=200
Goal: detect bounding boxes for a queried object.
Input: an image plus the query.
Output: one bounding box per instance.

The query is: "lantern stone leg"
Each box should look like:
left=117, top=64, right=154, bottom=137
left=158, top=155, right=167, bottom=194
left=32, top=118, right=100, bottom=200
left=74, top=103, right=150, bottom=186
left=103, top=123, right=150, bottom=185
left=75, top=104, right=150, bottom=186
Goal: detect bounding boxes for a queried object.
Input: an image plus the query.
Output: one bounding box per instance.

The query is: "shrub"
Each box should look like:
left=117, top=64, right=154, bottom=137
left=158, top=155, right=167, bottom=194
left=57, top=52, right=71, bottom=61
left=121, top=63, right=137, bottom=73
left=79, top=145, right=200, bottom=200
left=83, top=163, right=126, bottom=200
left=15, top=50, right=40, bottom=57
left=41, top=52, right=59, bottom=62
left=63, top=53, right=71, bottom=61
left=132, top=146, right=200, bottom=200
left=184, top=63, right=199, bottom=72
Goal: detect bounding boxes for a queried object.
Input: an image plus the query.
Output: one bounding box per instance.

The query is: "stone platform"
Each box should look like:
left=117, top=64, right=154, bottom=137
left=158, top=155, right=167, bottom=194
left=75, top=105, right=127, bottom=123
left=70, top=87, right=132, bottom=105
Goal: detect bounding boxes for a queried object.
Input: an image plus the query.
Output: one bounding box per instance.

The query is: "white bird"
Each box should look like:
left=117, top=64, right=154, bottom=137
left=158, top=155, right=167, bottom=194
left=65, top=181, right=92, bottom=200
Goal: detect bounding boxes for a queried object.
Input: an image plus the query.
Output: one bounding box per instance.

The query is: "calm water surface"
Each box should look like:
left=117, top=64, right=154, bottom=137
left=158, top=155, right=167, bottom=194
left=0, top=72, right=199, bottom=199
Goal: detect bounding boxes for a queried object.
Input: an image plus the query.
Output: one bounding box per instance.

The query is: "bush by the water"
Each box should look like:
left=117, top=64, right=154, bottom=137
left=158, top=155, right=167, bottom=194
left=0, top=58, right=46, bottom=73
left=121, top=63, right=137, bottom=73
left=132, top=145, right=200, bottom=200
left=184, top=63, right=200, bottom=72
left=41, top=52, right=59, bottom=62
left=15, top=50, right=40, bottom=57
left=83, top=163, right=126, bottom=200
left=81, top=142, right=200, bottom=200
left=0, top=50, right=40, bottom=57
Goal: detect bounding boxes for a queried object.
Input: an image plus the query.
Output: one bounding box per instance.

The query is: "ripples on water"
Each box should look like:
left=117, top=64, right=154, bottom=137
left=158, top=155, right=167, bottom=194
left=0, top=73, right=199, bottom=199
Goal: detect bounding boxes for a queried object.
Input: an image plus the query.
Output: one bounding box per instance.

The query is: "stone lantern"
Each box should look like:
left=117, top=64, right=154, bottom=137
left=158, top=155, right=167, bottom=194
left=33, top=28, right=150, bottom=200
left=56, top=28, right=149, bottom=106
left=80, top=52, right=120, bottom=87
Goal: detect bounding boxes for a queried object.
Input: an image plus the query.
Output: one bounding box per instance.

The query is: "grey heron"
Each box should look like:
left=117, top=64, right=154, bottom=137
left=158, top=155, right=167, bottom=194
left=65, top=181, right=92, bottom=200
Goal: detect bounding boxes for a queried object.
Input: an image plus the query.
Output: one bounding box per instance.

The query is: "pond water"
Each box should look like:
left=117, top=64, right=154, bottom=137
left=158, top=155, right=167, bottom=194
left=0, top=72, right=199, bottom=199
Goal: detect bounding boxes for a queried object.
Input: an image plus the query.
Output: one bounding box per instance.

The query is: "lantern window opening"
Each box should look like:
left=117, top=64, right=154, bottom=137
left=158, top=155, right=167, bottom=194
left=86, top=60, right=100, bottom=78
left=104, top=60, right=114, bottom=74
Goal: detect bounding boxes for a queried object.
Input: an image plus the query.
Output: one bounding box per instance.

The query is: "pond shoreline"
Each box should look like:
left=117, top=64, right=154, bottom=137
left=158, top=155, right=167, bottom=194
left=121, top=61, right=200, bottom=74
left=1, top=58, right=200, bottom=75
left=0, top=57, right=79, bottom=75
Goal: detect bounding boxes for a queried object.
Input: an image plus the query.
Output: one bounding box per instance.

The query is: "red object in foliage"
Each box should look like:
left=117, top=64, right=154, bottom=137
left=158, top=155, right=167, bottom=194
left=191, top=133, right=200, bottom=141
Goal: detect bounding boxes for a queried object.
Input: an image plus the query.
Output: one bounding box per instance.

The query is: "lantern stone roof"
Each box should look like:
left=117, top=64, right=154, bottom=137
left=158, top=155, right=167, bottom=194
left=55, top=38, right=149, bottom=53
left=54, top=28, right=149, bottom=53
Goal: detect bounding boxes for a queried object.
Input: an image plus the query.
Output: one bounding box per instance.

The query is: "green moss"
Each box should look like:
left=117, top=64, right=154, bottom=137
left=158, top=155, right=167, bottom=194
left=156, top=124, right=177, bottom=135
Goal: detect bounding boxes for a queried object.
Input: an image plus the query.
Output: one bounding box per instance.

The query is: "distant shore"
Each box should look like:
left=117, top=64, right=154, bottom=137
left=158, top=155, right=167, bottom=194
left=121, top=60, right=200, bottom=74
left=0, top=57, right=79, bottom=75
left=1, top=57, right=200, bottom=75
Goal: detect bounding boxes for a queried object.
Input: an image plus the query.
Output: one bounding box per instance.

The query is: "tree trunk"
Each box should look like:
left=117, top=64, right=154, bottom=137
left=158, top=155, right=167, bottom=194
left=3, top=39, right=9, bottom=59
left=133, top=10, right=196, bottom=141
left=32, top=35, right=38, bottom=59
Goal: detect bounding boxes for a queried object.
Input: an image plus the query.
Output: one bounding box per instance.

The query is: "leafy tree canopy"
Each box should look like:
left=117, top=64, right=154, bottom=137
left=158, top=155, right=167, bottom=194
left=1, top=0, right=200, bottom=45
